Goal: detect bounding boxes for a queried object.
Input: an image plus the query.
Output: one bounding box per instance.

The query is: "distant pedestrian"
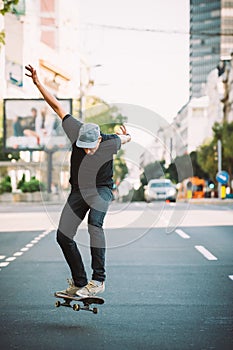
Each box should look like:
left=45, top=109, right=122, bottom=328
left=25, top=64, right=131, bottom=297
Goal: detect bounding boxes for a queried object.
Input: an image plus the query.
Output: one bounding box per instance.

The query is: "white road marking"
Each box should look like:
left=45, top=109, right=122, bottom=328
left=195, top=245, right=218, bottom=261
left=229, top=275, right=233, bottom=281
left=175, top=229, right=190, bottom=239
left=0, top=229, right=54, bottom=272
left=5, top=257, right=16, bottom=262
left=21, top=247, right=29, bottom=252
left=13, top=252, right=24, bottom=257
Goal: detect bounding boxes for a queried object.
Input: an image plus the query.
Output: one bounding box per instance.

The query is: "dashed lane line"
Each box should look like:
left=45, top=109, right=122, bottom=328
left=0, top=262, right=10, bottom=267
left=175, top=229, right=190, bottom=239
left=195, top=245, right=218, bottom=261
left=13, top=252, right=24, bottom=257
left=5, top=257, right=16, bottom=262
left=0, top=228, right=53, bottom=271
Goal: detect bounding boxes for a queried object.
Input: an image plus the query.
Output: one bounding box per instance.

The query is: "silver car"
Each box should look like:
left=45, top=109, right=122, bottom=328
left=144, top=179, right=177, bottom=202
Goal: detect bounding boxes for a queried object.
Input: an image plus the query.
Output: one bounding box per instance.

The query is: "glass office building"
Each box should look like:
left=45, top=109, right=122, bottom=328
left=190, top=0, right=233, bottom=97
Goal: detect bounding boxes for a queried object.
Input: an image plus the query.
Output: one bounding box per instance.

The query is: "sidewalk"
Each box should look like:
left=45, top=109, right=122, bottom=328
left=0, top=198, right=233, bottom=213
left=179, top=198, right=233, bottom=206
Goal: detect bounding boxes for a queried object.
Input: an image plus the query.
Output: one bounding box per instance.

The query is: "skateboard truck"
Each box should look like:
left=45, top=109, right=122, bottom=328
left=55, top=299, right=98, bottom=314
left=54, top=292, right=104, bottom=314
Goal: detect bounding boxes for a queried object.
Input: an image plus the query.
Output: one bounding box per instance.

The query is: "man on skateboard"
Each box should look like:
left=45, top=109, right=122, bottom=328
left=25, top=64, right=131, bottom=298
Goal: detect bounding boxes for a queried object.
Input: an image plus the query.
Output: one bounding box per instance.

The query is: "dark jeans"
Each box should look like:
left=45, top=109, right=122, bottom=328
left=57, top=187, right=113, bottom=287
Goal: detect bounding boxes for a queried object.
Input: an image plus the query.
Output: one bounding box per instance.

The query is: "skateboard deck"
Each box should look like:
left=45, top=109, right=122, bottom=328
left=54, top=292, right=105, bottom=314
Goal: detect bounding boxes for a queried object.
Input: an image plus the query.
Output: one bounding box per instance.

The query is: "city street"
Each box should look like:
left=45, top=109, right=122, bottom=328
left=0, top=201, right=233, bottom=350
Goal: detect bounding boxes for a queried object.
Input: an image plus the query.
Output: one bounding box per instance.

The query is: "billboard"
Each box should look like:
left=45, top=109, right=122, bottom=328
left=3, top=99, right=72, bottom=151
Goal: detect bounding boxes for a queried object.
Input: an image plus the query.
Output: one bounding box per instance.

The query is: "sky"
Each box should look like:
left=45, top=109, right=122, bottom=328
left=78, top=0, right=190, bottom=124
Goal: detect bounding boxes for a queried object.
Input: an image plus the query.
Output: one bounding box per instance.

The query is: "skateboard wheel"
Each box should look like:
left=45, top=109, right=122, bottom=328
left=73, top=304, right=80, bottom=311
left=93, top=307, right=98, bottom=314
left=55, top=301, right=61, bottom=308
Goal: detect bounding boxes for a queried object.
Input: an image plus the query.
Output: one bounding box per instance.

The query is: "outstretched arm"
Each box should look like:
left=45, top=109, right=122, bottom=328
left=116, top=125, right=131, bottom=144
left=25, top=65, right=67, bottom=120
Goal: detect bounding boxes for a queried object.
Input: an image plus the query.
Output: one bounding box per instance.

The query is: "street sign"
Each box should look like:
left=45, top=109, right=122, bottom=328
left=216, top=171, right=229, bottom=185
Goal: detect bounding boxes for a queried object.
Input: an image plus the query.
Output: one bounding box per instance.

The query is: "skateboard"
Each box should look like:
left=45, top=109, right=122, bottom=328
left=54, top=292, right=105, bottom=314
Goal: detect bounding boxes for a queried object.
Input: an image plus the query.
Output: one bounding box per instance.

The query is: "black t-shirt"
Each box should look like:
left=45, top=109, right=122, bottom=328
left=62, top=114, right=121, bottom=190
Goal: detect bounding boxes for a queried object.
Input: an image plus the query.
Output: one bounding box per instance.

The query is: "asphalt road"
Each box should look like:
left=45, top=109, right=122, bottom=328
left=0, top=201, right=233, bottom=350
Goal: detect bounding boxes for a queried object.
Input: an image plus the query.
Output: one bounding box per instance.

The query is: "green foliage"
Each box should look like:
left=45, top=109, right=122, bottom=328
left=0, top=137, right=20, bottom=161
left=17, top=173, right=25, bottom=189
left=85, top=103, right=127, bottom=133
left=85, top=102, right=129, bottom=183
left=113, top=149, right=128, bottom=184
left=0, top=31, right=5, bottom=46
left=0, top=175, right=12, bottom=194
left=140, top=161, right=166, bottom=186
left=19, top=176, right=46, bottom=193
left=165, top=152, right=204, bottom=184
left=197, top=140, right=217, bottom=181
left=131, top=185, right=145, bottom=201
left=165, top=162, right=178, bottom=183
left=197, top=121, right=233, bottom=181
left=189, top=152, right=208, bottom=178
left=0, top=0, right=19, bottom=15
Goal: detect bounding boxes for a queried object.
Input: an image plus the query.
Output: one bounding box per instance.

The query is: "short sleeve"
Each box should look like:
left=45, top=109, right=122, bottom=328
left=62, top=114, right=83, bottom=144
left=101, top=133, right=121, bottom=154
left=115, top=135, right=121, bottom=151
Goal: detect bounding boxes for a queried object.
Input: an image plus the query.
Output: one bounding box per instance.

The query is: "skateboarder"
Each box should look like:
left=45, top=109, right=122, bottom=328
left=25, top=65, right=131, bottom=297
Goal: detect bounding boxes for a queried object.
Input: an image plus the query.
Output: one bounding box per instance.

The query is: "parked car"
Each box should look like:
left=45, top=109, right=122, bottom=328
left=144, top=179, right=177, bottom=202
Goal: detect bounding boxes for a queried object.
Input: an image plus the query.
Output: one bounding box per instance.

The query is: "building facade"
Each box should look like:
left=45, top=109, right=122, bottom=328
left=1, top=0, right=83, bottom=100
left=0, top=0, right=88, bottom=194
left=172, top=96, right=209, bottom=157
left=190, top=0, right=233, bottom=98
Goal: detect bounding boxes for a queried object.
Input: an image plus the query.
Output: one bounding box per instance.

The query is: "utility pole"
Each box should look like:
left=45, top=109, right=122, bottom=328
left=45, top=147, right=58, bottom=194
left=79, top=66, right=83, bottom=120
left=217, top=139, right=222, bottom=198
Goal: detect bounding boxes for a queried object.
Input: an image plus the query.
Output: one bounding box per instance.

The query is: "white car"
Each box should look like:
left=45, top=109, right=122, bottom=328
left=144, top=179, right=177, bottom=202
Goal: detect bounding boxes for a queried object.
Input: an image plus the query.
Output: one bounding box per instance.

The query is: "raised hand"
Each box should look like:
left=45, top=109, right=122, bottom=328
left=25, top=64, right=40, bottom=86
left=116, top=125, right=128, bottom=135
left=115, top=125, right=131, bottom=144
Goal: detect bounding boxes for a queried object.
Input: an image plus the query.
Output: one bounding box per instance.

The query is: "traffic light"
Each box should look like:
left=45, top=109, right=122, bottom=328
left=208, top=180, right=215, bottom=190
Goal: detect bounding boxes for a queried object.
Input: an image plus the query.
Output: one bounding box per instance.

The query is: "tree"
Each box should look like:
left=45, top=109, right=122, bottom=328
left=0, top=137, right=20, bottom=161
left=84, top=99, right=129, bottom=184
left=113, top=149, right=128, bottom=184
left=84, top=100, right=127, bottom=133
left=190, top=151, right=209, bottom=178
left=197, top=140, right=217, bottom=181
left=197, top=121, right=233, bottom=184
left=140, top=161, right=166, bottom=186
left=0, top=1, right=19, bottom=15
left=166, top=161, right=178, bottom=183
left=217, top=122, right=233, bottom=180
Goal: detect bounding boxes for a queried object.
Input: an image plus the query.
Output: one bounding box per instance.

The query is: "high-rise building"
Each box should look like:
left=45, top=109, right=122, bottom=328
left=189, top=0, right=233, bottom=97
